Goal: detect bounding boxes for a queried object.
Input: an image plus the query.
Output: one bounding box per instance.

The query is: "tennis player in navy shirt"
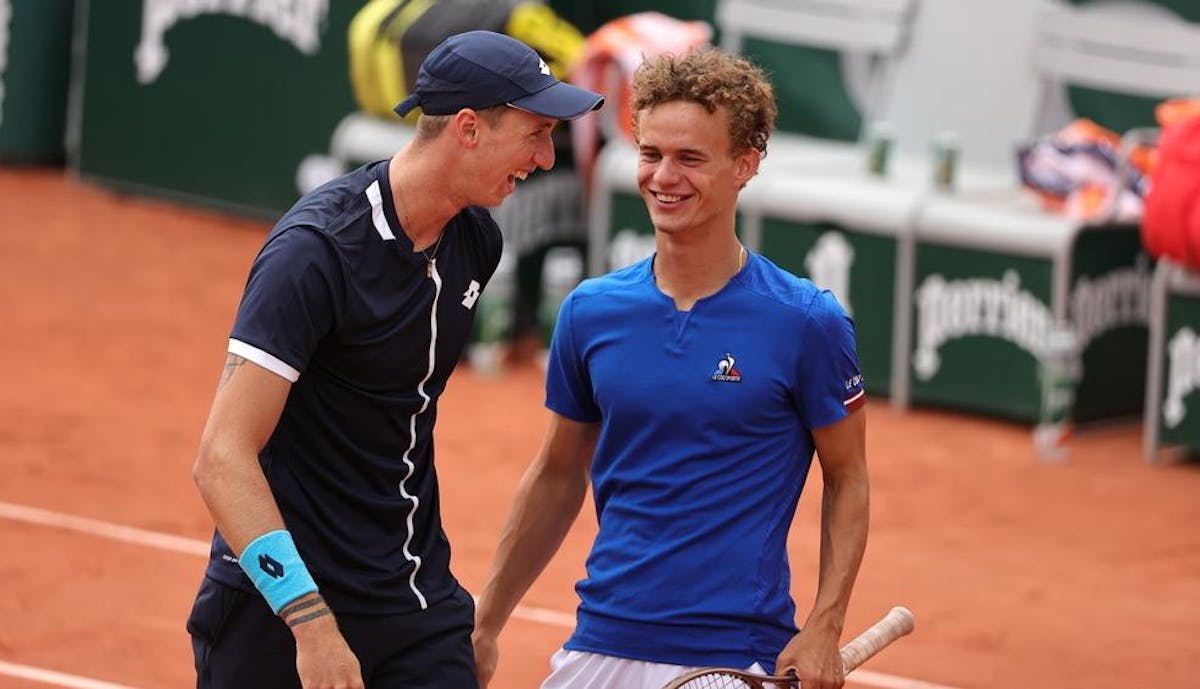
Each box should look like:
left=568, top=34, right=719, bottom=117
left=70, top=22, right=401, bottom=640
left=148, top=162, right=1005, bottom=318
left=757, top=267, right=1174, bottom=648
left=473, top=48, right=869, bottom=689
left=185, top=31, right=602, bottom=689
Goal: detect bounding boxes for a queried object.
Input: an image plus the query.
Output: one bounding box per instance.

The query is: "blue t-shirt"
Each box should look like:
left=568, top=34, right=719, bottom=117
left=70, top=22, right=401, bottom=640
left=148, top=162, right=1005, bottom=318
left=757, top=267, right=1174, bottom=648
left=546, top=253, right=864, bottom=670
left=203, top=160, right=502, bottom=614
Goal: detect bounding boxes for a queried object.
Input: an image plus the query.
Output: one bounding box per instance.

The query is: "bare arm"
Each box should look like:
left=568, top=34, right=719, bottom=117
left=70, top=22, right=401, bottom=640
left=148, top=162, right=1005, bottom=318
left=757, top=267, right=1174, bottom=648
left=193, top=354, right=362, bottom=689
left=776, top=406, right=869, bottom=689
left=472, top=413, right=599, bottom=687
left=193, top=354, right=291, bottom=551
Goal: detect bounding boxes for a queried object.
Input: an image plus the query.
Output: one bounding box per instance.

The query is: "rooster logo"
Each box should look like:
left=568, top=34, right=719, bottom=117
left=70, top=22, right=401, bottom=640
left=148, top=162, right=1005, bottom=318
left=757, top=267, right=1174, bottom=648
left=711, top=353, right=742, bottom=383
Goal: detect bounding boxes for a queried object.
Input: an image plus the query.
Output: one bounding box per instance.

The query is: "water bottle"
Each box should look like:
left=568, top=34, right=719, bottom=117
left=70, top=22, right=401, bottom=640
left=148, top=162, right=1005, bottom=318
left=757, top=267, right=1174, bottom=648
left=866, top=120, right=894, bottom=177
left=538, top=247, right=584, bottom=347
left=1033, top=326, right=1081, bottom=461
left=932, top=130, right=959, bottom=192
left=469, top=252, right=515, bottom=375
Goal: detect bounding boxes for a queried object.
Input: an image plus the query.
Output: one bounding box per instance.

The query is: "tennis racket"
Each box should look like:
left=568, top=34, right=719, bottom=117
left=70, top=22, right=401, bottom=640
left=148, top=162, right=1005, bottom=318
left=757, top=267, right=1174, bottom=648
left=661, top=606, right=915, bottom=689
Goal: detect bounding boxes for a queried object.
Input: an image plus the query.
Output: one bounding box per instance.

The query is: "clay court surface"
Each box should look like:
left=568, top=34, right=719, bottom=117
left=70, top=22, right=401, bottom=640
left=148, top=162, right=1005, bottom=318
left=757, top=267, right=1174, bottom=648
left=1, top=167, right=1198, bottom=689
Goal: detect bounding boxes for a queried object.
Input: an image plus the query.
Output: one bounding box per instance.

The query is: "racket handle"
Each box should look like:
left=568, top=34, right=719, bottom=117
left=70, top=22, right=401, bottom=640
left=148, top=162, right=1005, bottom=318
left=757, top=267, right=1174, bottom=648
left=839, top=606, right=915, bottom=672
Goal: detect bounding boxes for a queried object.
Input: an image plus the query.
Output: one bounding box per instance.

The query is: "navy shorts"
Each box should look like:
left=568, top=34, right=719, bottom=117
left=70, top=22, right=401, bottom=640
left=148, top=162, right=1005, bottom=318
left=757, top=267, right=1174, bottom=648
left=187, top=577, right=478, bottom=689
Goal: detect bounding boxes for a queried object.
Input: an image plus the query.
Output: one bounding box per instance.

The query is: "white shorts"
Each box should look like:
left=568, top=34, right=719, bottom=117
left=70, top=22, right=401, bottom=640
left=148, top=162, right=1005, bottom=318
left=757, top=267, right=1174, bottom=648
left=539, top=648, right=767, bottom=689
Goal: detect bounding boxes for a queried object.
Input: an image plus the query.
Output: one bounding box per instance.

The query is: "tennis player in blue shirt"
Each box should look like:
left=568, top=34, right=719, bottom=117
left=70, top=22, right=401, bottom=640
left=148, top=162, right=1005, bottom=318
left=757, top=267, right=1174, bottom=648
left=473, top=47, right=869, bottom=689
left=185, top=31, right=602, bottom=689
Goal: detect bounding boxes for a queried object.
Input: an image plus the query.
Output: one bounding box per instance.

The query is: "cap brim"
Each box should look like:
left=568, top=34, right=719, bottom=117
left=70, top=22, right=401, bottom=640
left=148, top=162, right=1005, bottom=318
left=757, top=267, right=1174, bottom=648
left=508, top=81, right=604, bottom=121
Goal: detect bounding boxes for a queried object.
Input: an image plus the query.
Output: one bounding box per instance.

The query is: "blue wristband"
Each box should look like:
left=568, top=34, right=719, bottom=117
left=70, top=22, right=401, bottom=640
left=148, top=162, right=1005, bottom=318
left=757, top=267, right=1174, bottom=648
left=238, top=530, right=319, bottom=614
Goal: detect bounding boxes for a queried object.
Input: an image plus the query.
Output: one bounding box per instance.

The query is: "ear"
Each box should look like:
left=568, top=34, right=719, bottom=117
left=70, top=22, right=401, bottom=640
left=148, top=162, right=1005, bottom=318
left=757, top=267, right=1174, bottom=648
left=454, top=109, right=481, bottom=148
left=734, top=149, right=761, bottom=186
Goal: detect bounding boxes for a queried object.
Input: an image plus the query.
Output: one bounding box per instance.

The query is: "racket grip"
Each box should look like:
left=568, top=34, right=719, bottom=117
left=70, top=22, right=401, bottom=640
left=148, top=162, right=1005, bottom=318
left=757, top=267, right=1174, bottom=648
left=839, top=606, right=915, bottom=672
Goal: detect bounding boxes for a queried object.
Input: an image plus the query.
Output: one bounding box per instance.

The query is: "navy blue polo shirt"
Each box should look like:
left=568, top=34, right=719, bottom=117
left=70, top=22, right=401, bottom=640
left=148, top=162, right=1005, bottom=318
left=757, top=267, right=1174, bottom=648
left=203, top=159, right=502, bottom=614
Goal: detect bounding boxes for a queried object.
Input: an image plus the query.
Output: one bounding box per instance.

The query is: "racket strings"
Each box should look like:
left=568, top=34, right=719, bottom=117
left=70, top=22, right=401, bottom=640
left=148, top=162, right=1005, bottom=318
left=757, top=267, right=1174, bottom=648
left=673, top=673, right=756, bottom=689
left=671, top=672, right=796, bottom=689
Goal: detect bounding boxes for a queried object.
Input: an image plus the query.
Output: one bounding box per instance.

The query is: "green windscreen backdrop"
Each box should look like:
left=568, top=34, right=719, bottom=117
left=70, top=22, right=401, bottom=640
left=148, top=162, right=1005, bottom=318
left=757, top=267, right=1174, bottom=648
left=0, top=0, right=75, bottom=163
left=74, top=0, right=362, bottom=217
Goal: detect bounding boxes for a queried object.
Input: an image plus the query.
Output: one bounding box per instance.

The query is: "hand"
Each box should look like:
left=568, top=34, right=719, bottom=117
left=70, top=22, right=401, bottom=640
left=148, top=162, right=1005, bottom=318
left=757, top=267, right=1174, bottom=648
left=775, top=629, right=845, bottom=689
left=471, top=627, right=500, bottom=688
left=289, top=601, right=364, bottom=689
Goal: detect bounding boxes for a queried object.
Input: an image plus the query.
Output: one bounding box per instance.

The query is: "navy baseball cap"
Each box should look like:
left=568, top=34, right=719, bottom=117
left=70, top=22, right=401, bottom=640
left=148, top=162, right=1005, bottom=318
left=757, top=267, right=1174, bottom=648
left=394, top=31, right=604, bottom=120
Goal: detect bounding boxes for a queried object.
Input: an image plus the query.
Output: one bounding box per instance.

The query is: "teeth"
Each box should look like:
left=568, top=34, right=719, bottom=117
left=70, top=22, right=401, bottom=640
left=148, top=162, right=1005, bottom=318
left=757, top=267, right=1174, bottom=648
left=655, top=193, right=683, bottom=203
left=514, top=171, right=528, bottom=181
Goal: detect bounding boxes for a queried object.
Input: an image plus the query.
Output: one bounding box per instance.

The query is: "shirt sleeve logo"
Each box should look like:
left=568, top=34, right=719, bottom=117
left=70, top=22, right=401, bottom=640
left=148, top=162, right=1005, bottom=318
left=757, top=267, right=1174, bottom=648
left=462, top=280, right=481, bottom=309
left=710, top=353, right=743, bottom=383
left=843, top=373, right=866, bottom=411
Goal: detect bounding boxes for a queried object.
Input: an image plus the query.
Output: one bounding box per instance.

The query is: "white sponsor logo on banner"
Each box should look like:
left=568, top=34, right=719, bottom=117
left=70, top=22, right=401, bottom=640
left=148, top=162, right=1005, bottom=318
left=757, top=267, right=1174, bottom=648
left=912, top=262, right=1151, bottom=382
left=1069, top=257, right=1151, bottom=346
left=912, top=270, right=1053, bottom=381
left=136, top=0, right=329, bottom=84
left=1164, top=327, right=1200, bottom=430
left=804, top=231, right=855, bottom=315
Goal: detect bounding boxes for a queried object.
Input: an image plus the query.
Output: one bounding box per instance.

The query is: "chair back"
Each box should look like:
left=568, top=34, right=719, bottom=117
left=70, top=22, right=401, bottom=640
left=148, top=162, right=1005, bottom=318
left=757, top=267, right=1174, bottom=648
left=715, top=0, right=919, bottom=139
left=1034, top=2, right=1200, bottom=99
left=717, top=0, right=915, bottom=55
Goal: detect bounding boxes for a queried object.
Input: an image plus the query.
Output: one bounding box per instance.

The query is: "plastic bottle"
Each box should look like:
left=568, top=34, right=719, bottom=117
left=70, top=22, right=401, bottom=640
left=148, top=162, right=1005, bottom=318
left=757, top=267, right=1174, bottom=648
left=468, top=252, right=515, bottom=375
left=1033, top=326, right=1082, bottom=461
left=932, top=130, right=959, bottom=192
left=866, top=120, right=894, bottom=177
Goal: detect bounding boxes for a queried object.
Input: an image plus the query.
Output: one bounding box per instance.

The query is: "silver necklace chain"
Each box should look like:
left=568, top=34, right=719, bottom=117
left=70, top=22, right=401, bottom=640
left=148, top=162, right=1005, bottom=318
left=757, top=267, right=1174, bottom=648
left=421, top=232, right=444, bottom=277
left=397, top=180, right=444, bottom=278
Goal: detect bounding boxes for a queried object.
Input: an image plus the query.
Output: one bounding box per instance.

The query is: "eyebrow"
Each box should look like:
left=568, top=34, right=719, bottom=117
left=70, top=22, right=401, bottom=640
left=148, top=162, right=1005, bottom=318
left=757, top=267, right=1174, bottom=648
left=640, top=144, right=710, bottom=158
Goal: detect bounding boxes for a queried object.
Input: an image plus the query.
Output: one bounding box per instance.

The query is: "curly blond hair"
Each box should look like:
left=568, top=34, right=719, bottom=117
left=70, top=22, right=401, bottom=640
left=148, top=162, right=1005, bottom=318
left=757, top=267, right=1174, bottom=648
left=631, top=47, right=777, bottom=157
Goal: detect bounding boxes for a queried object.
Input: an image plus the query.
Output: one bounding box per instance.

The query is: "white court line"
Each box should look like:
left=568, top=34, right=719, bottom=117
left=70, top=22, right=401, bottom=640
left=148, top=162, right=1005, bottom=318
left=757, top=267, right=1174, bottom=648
left=0, top=660, right=150, bottom=689
left=0, top=500, right=963, bottom=689
left=0, top=502, right=208, bottom=556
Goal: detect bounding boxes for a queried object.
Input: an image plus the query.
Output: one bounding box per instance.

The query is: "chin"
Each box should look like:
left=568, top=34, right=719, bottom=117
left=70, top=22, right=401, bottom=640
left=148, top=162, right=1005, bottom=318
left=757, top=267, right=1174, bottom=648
left=648, top=213, right=686, bottom=235
left=478, top=190, right=508, bottom=208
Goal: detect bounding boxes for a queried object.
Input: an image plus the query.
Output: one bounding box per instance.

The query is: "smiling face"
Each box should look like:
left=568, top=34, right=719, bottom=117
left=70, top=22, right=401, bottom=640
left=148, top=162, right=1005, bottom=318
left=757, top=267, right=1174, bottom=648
left=635, top=101, right=760, bottom=238
left=466, top=107, right=558, bottom=207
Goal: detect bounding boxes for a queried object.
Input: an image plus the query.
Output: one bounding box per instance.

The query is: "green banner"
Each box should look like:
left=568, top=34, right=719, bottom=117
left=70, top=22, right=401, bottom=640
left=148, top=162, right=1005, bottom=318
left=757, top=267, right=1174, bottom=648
left=74, top=0, right=361, bottom=216
left=0, top=0, right=75, bottom=163
left=1068, top=227, right=1151, bottom=422
left=909, top=228, right=1151, bottom=423
left=909, top=245, right=1054, bottom=421
left=759, top=219, right=894, bottom=394
left=1159, top=295, right=1200, bottom=451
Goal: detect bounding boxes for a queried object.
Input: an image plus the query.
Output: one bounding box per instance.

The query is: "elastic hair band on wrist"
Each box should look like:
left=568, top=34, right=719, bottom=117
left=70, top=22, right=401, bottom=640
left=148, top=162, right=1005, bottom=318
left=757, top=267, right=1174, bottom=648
left=238, top=529, right=319, bottom=615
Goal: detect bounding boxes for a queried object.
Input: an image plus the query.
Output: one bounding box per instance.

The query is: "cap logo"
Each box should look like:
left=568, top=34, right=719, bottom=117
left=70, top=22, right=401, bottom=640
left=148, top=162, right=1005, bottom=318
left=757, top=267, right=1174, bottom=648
left=538, top=58, right=550, bottom=76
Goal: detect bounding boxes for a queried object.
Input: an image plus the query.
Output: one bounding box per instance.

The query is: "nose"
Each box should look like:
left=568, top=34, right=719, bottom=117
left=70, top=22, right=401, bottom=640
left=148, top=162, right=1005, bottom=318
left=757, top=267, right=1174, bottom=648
left=651, top=157, right=681, bottom=186
left=535, top=135, right=556, bottom=171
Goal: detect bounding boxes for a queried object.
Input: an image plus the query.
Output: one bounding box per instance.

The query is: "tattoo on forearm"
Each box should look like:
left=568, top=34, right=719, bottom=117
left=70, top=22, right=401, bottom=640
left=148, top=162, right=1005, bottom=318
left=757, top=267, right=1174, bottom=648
left=279, top=597, right=324, bottom=620
left=217, top=354, right=247, bottom=389
left=284, top=607, right=333, bottom=628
